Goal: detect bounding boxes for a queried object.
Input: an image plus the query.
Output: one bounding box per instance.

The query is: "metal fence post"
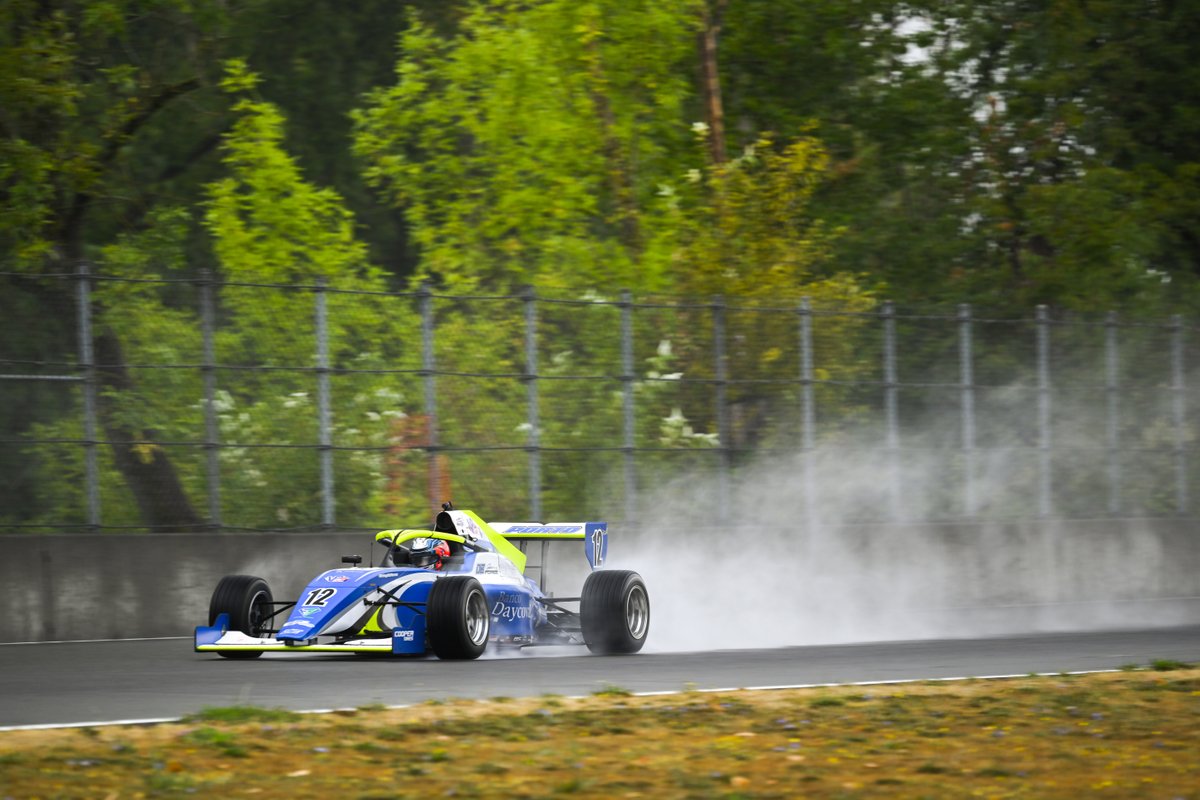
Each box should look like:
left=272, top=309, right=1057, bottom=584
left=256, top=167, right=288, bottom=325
left=1171, top=315, right=1188, bottom=515
left=1105, top=311, right=1121, bottom=515
left=199, top=269, right=221, bottom=529
left=1036, top=305, right=1052, bottom=518
left=620, top=290, right=636, bottom=524
left=420, top=283, right=440, bottom=514
left=712, top=295, right=730, bottom=525
left=315, top=277, right=334, bottom=528
left=882, top=301, right=900, bottom=521
left=798, top=297, right=815, bottom=529
left=959, top=304, right=976, bottom=518
left=77, top=262, right=100, bottom=530
left=523, top=286, right=542, bottom=522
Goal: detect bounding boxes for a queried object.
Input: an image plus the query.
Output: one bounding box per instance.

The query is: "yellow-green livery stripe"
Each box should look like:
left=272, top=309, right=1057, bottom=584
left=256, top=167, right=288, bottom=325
left=373, top=514, right=528, bottom=573
left=462, top=511, right=528, bottom=573
left=374, top=529, right=466, bottom=547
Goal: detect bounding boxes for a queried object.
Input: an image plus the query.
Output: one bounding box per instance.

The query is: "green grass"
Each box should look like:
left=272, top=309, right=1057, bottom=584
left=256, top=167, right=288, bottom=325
left=183, top=705, right=302, bottom=724
left=4, top=670, right=1200, bottom=799
left=183, top=726, right=248, bottom=757
left=144, top=772, right=199, bottom=794
left=811, top=696, right=846, bottom=708
left=356, top=702, right=389, bottom=712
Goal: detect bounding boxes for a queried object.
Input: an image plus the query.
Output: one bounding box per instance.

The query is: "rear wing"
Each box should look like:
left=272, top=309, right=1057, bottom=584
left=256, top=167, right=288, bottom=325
left=431, top=509, right=609, bottom=591
left=490, top=522, right=608, bottom=570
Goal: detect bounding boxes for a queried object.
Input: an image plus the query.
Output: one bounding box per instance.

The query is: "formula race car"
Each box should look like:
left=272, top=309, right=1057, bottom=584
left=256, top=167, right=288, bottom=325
left=195, top=505, right=649, bottom=660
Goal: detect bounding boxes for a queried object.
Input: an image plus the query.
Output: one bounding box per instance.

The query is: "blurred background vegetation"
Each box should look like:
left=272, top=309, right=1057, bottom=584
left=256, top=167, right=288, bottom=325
left=4, top=0, right=1199, bottom=530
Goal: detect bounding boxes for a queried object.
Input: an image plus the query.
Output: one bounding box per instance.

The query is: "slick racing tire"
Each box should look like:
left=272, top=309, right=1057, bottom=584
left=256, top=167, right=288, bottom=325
left=580, top=570, right=649, bottom=655
left=208, top=575, right=273, bottom=660
left=427, top=576, right=490, bottom=660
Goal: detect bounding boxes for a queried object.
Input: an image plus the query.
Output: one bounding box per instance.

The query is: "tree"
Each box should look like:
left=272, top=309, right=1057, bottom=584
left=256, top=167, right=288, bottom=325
left=905, top=0, right=1200, bottom=311
left=0, top=0, right=241, bottom=529
left=354, top=0, right=706, bottom=294
left=21, top=58, right=422, bottom=530
left=1, top=2, right=424, bottom=529
left=0, top=1, right=239, bottom=266
left=201, top=60, right=413, bottom=527
left=716, top=1, right=975, bottom=303
left=353, top=0, right=878, bottom=495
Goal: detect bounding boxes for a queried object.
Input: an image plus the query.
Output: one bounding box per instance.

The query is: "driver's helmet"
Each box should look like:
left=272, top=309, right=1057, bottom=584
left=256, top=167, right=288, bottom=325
left=410, top=538, right=451, bottom=570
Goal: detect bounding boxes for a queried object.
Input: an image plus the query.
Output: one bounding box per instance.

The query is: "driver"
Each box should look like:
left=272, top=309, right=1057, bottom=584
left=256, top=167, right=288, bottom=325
left=409, top=537, right=451, bottom=570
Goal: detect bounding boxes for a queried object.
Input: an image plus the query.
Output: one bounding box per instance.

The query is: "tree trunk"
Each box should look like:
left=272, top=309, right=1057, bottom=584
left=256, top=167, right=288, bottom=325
left=94, top=331, right=204, bottom=532
left=584, top=39, right=642, bottom=257
left=699, top=0, right=728, bottom=165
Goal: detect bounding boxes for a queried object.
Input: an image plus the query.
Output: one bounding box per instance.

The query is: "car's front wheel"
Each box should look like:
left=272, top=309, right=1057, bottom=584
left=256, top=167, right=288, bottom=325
left=426, top=576, right=490, bottom=660
left=208, top=575, right=273, bottom=660
left=580, top=570, right=649, bottom=654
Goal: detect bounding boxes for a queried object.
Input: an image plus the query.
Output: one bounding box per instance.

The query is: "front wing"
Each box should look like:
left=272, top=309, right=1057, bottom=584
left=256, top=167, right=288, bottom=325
left=195, top=613, right=426, bottom=655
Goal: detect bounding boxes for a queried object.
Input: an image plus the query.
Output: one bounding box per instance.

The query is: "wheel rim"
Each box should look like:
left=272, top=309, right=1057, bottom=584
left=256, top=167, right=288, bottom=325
left=624, top=584, right=649, bottom=639
left=248, top=590, right=270, bottom=635
left=464, top=589, right=488, bottom=646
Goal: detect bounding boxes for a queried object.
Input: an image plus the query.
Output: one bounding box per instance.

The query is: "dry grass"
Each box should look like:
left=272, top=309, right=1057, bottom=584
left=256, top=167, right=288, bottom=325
left=1, top=667, right=1198, bottom=798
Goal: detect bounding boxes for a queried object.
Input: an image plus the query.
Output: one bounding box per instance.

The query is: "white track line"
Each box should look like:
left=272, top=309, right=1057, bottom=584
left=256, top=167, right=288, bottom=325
left=0, top=668, right=1128, bottom=733
left=0, top=636, right=190, bottom=646
left=0, top=717, right=179, bottom=732
left=660, top=669, right=1124, bottom=696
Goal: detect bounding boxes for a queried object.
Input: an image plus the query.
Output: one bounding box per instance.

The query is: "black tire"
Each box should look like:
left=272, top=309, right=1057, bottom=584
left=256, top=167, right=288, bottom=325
left=580, top=570, right=650, bottom=655
left=426, top=576, right=490, bottom=660
left=208, top=575, right=273, bottom=660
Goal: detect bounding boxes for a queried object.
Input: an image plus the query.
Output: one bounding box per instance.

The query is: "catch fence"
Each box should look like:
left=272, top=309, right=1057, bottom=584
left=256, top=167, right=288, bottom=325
left=2, top=266, right=1197, bottom=531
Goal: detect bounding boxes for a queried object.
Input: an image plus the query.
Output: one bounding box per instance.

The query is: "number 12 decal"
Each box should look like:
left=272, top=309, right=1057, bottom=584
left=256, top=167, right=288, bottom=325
left=304, top=588, right=337, bottom=606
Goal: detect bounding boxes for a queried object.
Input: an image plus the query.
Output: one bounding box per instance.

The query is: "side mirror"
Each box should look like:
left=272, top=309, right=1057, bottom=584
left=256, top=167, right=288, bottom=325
left=341, top=554, right=363, bottom=565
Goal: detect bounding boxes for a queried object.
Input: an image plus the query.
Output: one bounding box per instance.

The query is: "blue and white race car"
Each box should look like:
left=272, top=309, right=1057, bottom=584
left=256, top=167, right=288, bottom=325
left=195, top=504, right=649, bottom=660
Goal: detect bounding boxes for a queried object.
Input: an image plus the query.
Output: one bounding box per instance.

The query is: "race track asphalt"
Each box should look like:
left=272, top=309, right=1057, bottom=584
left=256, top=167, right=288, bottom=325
left=2, top=626, right=1199, bottom=728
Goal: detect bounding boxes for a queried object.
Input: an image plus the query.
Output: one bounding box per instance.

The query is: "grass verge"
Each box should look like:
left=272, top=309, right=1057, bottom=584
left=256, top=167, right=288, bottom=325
left=0, top=667, right=1197, bottom=798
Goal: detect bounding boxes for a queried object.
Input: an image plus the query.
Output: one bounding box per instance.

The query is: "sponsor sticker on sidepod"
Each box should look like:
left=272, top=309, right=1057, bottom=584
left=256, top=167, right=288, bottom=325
left=491, top=592, right=534, bottom=621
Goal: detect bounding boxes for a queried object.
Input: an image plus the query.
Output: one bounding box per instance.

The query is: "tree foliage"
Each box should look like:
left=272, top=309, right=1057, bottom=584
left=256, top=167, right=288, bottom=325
left=5, top=0, right=1200, bottom=529
left=354, top=0, right=705, bottom=294
left=0, top=0, right=235, bottom=265
left=902, top=0, right=1200, bottom=310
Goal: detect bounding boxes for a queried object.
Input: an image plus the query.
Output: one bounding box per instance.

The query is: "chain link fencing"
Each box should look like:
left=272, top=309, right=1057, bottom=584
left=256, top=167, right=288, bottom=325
left=1, top=267, right=1197, bottom=531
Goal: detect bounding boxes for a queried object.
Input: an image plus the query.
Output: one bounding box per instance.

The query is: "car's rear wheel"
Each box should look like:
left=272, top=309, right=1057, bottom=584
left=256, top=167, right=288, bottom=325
left=208, top=575, right=273, bottom=660
left=580, top=570, right=649, bottom=654
left=426, top=576, right=490, bottom=660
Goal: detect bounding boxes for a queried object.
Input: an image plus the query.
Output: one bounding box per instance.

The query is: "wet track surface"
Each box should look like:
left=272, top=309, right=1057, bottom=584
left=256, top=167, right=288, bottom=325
left=2, top=626, right=1199, bottom=727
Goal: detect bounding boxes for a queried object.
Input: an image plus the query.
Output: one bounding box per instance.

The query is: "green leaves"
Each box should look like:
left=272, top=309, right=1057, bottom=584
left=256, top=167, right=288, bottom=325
left=905, top=0, right=1200, bottom=311
left=206, top=59, right=378, bottom=286
left=218, top=57, right=261, bottom=94
left=354, top=0, right=702, bottom=294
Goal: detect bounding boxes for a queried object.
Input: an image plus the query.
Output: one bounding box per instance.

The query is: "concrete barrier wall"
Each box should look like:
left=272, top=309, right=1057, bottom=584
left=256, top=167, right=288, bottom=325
left=789, top=519, right=1200, bottom=639
left=1, top=519, right=1197, bottom=643
left=1, top=532, right=373, bottom=642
